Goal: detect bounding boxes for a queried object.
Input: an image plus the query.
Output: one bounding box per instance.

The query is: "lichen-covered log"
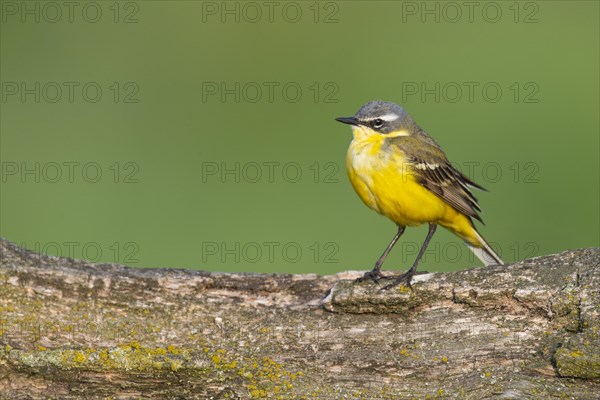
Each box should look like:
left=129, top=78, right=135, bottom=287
left=0, top=238, right=599, bottom=399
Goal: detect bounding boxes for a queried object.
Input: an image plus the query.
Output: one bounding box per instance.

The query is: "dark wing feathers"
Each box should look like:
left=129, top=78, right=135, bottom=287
left=415, top=161, right=484, bottom=222
left=392, top=134, right=486, bottom=223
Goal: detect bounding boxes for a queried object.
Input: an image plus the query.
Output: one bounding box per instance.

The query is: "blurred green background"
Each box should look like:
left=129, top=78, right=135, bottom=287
left=1, top=1, right=598, bottom=274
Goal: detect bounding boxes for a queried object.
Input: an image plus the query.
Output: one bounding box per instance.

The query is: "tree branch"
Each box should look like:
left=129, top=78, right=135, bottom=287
left=1, top=238, right=599, bottom=399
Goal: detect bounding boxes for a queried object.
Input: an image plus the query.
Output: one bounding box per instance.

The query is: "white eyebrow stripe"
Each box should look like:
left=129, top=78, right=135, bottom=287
left=362, top=113, right=399, bottom=122
left=378, top=113, right=400, bottom=121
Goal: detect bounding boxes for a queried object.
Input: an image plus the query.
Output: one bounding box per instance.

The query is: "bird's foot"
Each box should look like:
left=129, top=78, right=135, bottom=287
left=378, top=270, right=415, bottom=292
left=355, top=269, right=386, bottom=284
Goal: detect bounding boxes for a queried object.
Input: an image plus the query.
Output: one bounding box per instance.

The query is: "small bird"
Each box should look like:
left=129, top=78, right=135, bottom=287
left=336, top=101, right=503, bottom=290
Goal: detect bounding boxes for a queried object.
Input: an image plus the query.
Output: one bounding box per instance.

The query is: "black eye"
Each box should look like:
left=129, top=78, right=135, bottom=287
left=372, top=119, right=384, bottom=129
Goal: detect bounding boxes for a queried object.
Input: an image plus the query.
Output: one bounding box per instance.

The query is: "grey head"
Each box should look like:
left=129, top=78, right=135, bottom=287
left=335, top=100, right=418, bottom=134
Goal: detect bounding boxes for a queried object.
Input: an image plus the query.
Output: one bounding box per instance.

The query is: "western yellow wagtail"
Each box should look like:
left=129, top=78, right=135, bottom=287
left=336, top=101, right=503, bottom=290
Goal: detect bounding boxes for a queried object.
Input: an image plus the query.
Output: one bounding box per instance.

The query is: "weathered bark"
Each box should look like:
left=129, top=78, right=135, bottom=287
left=0, top=238, right=599, bottom=399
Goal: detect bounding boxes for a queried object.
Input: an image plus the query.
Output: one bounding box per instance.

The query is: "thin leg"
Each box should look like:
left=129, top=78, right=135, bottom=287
left=380, top=223, right=437, bottom=291
left=356, top=226, right=405, bottom=284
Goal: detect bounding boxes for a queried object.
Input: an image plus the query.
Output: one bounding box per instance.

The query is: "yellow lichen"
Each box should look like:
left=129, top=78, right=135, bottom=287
left=74, top=351, right=86, bottom=363
left=250, top=389, right=266, bottom=398
left=570, top=350, right=584, bottom=358
left=170, top=360, right=182, bottom=371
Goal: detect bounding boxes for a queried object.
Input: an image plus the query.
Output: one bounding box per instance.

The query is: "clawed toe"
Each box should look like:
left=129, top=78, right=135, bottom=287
left=355, top=269, right=386, bottom=284
left=378, top=272, right=414, bottom=292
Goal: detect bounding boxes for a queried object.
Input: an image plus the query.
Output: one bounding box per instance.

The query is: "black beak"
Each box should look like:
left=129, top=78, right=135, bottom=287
left=335, top=116, right=359, bottom=126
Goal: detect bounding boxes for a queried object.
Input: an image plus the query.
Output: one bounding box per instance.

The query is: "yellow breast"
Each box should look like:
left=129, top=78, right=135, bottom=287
left=345, top=126, right=448, bottom=227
